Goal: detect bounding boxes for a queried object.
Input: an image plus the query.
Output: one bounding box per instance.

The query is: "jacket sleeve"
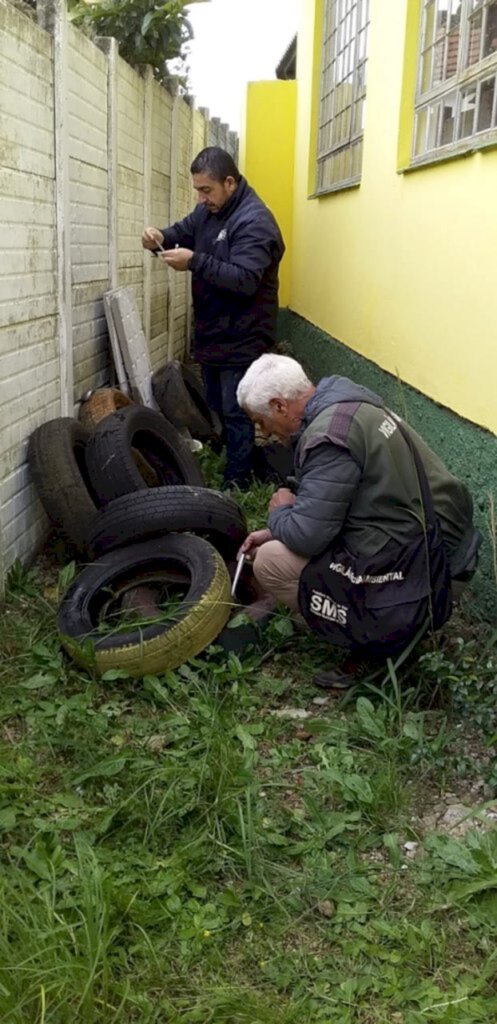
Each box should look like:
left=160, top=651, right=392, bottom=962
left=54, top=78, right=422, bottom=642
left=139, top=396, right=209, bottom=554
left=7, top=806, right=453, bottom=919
left=189, top=219, right=283, bottom=296
left=268, top=442, right=361, bottom=558
left=160, top=211, right=197, bottom=250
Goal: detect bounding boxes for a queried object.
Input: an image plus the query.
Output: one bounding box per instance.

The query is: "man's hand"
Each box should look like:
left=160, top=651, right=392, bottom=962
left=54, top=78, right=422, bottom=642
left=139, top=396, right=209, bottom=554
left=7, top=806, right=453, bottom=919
left=238, top=528, right=273, bottom=559
left=159, top=248, right=194, bottom=272
left=269, top=488, right=296, bottom=513
left=142, top=227, right=164, bottom=250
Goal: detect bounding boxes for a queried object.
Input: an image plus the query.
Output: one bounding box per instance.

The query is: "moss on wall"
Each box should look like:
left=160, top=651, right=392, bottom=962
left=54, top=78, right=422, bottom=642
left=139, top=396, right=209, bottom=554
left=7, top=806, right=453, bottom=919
left=279, top=309, right=497, bottom=620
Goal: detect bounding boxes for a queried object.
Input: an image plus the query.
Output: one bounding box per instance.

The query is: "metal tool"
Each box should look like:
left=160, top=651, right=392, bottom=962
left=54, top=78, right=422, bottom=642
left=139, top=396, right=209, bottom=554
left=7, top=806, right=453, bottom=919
left=155, top=242, right=179, bottom=254
left=231, top=553, right=246, bottom=599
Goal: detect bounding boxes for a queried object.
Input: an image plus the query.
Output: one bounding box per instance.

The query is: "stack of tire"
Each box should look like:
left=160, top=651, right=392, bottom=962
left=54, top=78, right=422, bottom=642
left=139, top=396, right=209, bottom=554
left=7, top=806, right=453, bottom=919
left=28, top=364, right=248, bottom=678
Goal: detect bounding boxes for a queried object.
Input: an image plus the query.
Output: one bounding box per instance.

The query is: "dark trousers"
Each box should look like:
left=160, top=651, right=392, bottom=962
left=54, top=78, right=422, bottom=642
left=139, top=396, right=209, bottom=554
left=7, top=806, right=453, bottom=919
left=201, top=365, right=254, bottom=486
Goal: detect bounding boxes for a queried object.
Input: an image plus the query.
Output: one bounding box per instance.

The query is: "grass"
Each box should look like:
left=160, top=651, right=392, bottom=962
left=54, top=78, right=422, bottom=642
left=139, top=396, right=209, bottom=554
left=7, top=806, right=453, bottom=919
left=1, top=464, right=497, bottom=1022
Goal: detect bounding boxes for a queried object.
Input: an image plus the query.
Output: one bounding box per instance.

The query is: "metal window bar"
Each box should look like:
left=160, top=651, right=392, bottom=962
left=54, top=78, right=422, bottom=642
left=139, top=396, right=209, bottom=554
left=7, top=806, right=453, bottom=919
left=458, top=1, right=471, bottom=77
left=451, top=88, right=464, bottom=141
left=468, top=0, right=497, bottom=66
left=492, top=71, right=497, bottom=123
left=480, top=4, right=487, bottom=63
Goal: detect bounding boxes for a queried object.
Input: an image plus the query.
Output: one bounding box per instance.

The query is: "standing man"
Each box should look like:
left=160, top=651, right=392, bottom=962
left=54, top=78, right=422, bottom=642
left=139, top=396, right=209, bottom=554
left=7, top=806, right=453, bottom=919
left=142, top=147, right=285, bottom=489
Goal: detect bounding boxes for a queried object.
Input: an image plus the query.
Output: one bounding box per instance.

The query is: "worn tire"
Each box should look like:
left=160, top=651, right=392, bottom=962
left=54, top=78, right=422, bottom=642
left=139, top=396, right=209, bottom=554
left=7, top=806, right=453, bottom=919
left=152, top=360, right=221, bottom=441
left=181, top=364, right=222, bottom=439
left=80, top=393, right=160, bottom=488
left=87, top=486, right=247, bottom=560
left=28, top=418, right=98, bottom=552
left=57, top=535, right=232, bottom=677
left=85, top=405, right=205, bottom=505
left=79, top=388, right=135, bottom=428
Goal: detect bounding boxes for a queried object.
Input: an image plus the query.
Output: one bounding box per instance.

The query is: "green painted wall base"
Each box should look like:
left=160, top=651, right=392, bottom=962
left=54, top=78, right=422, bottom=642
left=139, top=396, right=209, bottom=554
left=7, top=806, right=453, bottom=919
left=278, top=308, right=497, bottom=620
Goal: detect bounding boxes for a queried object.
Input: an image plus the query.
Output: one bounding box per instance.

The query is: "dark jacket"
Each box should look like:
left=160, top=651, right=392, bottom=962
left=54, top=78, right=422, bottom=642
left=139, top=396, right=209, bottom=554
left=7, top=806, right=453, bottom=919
left=161, top=178, right=285, bottom=368
left=269, top=376, right=479, bottom=578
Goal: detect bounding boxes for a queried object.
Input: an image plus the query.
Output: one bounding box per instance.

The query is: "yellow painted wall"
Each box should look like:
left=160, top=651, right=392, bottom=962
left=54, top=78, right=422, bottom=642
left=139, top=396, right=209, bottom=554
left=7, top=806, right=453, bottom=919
left=240, top=80, right=297, bottom=307
left=291, top=0, right=497, bottom=434
left=242, top=0, right=497, bottom=435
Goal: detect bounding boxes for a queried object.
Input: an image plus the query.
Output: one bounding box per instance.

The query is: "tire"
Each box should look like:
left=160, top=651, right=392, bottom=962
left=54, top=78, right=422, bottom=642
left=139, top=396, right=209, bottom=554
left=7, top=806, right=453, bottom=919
left=57, top=535, right=232, bottom=677
left=87, top=486, right=247, bottom=560
left=81, top=393, right=163, bottom=488
left=152, top=360, right=221, bottom=441
left=85, top=406, right=205, bottom=505
left=79, top=388, right=135, bottom=428
left=28, top=418, right=98, bottom=552
left=181, top=364, right=222, bottom=439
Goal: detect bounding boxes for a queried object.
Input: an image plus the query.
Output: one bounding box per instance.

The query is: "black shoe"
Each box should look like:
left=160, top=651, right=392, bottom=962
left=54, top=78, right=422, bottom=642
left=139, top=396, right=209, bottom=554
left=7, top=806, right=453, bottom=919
left=313, top=667, right=356, bottom=691
left=314, top=651, right=385, bottom=691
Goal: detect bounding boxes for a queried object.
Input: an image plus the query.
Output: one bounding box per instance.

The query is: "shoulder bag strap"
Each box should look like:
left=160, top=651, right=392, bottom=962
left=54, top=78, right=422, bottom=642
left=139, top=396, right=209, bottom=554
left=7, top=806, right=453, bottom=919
left=327, top=400, right=437, bottom=530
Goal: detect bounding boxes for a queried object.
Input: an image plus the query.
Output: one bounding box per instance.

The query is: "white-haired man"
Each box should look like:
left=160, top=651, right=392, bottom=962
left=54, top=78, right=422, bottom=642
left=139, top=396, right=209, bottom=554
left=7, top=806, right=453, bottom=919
left=237, top=354, right=481, bottom=688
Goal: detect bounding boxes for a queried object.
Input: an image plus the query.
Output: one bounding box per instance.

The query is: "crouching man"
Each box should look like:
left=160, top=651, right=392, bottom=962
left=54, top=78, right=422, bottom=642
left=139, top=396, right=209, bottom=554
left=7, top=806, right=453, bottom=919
left=237, top=354, right=481, bottom=688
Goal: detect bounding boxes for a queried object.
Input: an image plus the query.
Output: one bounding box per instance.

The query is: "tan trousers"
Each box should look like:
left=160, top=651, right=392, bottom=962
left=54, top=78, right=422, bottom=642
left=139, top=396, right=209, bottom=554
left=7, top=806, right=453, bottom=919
left=254, top=541, right=468, bottom=627
left=253, top=541, right=309, bottom=612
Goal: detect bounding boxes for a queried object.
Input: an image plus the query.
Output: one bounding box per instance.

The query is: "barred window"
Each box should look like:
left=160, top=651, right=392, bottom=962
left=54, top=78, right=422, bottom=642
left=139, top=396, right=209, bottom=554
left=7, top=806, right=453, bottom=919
left=317, top=0, right=370, bottom=194
left=414, top=0, right=497, bottom=160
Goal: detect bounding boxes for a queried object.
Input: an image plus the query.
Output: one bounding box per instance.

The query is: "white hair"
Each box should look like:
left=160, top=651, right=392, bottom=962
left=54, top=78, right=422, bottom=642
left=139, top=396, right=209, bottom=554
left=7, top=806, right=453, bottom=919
left=237, top=353, right=313, bottom=415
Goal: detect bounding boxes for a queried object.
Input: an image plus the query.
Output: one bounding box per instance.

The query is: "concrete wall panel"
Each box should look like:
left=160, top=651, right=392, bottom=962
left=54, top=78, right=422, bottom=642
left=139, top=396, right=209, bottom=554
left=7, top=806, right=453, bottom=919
left=117, top=59, right=145, bottom=324
left=0, top=0, right=236, bottom=589
left=0, top=1, right=58, bottom=583
left=68, top=25, right=109, bottom=396
left=148, top=82, right=173, bottom=370
left=171, top=100, right=193, bottom=361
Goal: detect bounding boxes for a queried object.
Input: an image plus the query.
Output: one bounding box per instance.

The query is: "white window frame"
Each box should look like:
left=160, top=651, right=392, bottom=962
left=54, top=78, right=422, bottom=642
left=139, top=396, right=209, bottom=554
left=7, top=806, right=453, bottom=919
left=316, top=0, right=370, bottom=195
left=413, top=0, right=497, bottom=163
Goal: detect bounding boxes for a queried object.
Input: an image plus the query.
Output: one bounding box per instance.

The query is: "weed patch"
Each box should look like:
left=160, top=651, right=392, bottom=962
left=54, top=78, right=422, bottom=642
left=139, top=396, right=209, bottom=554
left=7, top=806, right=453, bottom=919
left=1, top=470, right=497, bottom=1022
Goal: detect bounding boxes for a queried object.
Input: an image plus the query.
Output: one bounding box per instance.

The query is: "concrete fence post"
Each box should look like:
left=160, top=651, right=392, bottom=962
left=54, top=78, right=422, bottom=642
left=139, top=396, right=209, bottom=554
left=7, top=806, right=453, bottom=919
left=167, top=94, right=180, bottom=362
left=38, top=0, right=74, bottom=411
left=211, top=116, right=221, bottom=147
left=142, top=66, right=154, bottom=345
left=198, top=107, right=209, bottom=148
left=186, top=99, right=197, bottom=356
left=220, top=122, right=229, bottom=150
left=228, top=130, right=239, bottom=161
left=96, top=36, right=119, bottom=291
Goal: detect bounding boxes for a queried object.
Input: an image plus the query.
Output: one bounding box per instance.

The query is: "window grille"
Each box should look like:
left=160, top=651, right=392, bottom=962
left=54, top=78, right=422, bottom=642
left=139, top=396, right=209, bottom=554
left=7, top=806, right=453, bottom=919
left=317, top=0, right=370, bottom=193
